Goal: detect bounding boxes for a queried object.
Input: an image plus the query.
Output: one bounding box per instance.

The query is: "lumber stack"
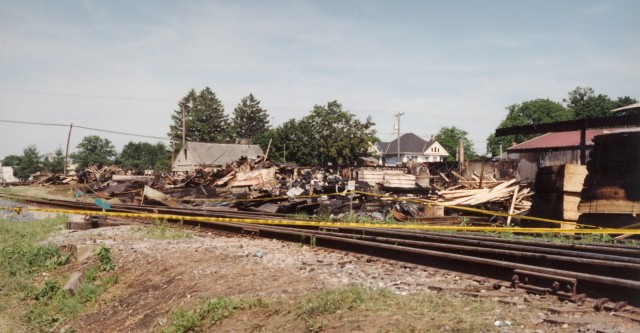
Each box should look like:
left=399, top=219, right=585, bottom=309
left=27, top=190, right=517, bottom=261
left=438, top=177, right=532, bottom=215
left=531, top=164, right=587, bottom=226
left=578, top=131, right=640, bottom=227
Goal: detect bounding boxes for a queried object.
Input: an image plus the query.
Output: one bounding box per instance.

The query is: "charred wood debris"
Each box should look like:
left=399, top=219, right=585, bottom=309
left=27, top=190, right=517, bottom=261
left=29, top=157, right=532, bottom=226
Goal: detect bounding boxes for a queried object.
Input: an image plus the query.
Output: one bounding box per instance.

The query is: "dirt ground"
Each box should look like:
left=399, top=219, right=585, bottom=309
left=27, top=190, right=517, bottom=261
left=1, top=186, right=637, bottom=332
left=38, top=219, right=637, bottom=333
left=46, top=221, right=474, bottom=332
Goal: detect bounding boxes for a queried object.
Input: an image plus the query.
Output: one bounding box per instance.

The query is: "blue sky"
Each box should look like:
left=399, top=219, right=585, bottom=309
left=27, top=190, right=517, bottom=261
left=1, top=0, right=638, bottom=159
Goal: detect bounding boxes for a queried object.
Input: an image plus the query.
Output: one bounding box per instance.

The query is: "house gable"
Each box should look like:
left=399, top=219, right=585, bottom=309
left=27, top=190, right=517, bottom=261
left=423, top=141, right=449, bottom=157
left=379, top=133, right=449, bottom=164
left=172, top=141, right=264, bottom=172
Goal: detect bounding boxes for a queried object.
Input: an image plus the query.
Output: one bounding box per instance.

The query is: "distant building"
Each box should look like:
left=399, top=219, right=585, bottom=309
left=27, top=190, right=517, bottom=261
left=376, top=133, right=449, bottom=165
left=507, top=127, right=640, bottom=182
left=0, top=163, right=18, bottom=183
left=172, top=141, right=264, bottom=173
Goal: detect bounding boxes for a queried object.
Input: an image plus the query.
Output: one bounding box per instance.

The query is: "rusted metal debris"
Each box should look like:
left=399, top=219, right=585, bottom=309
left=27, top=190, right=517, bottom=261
left=26, top=158, right=531, bottom=225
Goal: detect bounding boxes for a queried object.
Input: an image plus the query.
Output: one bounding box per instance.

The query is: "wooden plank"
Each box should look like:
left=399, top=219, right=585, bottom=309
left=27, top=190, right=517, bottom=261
left=112, top=175, right=155, bottom=184
left=506, top=186, right=519, bottom=226
left=578, top=199, right=640, bottom=214
left=142, top=186, right=184, bottom=208
left=562, top=193, right=582, bottom=221
left=563, top=164, right=587, bottom=193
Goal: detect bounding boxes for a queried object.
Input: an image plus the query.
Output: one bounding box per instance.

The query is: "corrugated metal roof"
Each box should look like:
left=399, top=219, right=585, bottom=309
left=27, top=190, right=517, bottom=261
left=508, top=127, right=640, bottom=151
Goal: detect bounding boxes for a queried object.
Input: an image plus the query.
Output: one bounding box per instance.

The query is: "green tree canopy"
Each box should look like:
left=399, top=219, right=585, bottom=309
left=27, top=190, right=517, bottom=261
left=43, top=148, right=65, bottom=174
left=231, top=94, right=270, bottom=141
left=254, top=118, right=313, bottom=164
left=11, top=145, right=43, bottom=178
left=254, top=101, right=376, bottom=165
left=1, top=155, right=21, bottom=167
left=71, top=136, right=117, bottom=169
left=486, top=99, right=571, bottom=157
left=167, top=87, right=230, bottom=150
left=301, top=101, right=376, bottom=165
left=117, top=142, right=171, bottom=172
left=435, top=126, right=477, bottom=161
left=564, top=86, right=638, bottom=119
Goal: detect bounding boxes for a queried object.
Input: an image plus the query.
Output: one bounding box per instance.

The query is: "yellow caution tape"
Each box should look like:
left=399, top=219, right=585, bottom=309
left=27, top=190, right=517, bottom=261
left=1, top=206, right=639, bottom=235
left=178, top=190, right=599, bottom=229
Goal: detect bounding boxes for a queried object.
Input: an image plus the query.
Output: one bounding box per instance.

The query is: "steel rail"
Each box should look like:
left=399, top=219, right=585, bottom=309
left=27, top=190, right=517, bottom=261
left=308, top=226, right=640, bottom=263
left=183, top=219, right=640, bottom=290
left=3, top=192, right=639, bottom=304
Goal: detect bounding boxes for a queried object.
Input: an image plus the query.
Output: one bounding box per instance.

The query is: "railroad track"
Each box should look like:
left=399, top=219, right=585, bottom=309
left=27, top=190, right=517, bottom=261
left=2, top=192, right=639, bottom=310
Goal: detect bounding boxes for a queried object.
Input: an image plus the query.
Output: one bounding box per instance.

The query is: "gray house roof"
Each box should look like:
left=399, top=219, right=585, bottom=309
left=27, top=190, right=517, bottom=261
left=178, top=141, right=264, bottom=167
left=381, top=133, right=438, bottom=155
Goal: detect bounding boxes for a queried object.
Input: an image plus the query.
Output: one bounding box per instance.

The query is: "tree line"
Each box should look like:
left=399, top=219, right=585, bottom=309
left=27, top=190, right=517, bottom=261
left=486, top=87, right=637, bottom=156
left=167, top=87, right=377, bottom=166
left=1, top=140, right=170, bottom=179
left=2, top=85, right=635, bottom=178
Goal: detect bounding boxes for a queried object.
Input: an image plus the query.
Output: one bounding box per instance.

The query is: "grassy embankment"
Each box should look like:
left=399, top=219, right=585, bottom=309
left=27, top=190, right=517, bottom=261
left=0, top=215, right=118, bottom=332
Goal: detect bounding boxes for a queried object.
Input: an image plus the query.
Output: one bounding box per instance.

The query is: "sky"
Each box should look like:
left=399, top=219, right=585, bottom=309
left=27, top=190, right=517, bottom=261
left=1, top=0, right=638, bottom=159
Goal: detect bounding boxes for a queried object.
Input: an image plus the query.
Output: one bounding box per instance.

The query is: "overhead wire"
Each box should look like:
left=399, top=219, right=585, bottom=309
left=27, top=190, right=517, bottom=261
left=0, top=119, right=170, bottom=141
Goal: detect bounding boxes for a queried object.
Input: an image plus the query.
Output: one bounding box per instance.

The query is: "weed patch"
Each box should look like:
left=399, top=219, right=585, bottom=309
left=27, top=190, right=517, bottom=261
left=0, top=216, right=119, bottom=332
left=162, top=296, right=258, bottom=333
left=135, top=220, right=192, bottom=240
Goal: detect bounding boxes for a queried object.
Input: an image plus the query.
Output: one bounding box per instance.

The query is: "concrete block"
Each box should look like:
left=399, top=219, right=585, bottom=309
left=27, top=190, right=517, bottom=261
left=63, top=272, right=83, bottom=296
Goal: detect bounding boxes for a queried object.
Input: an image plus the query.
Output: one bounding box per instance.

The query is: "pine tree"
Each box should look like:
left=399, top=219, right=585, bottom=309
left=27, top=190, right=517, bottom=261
left=167, top=87, right=230, bottom=148
left=231, top=94, right=270, bottom=141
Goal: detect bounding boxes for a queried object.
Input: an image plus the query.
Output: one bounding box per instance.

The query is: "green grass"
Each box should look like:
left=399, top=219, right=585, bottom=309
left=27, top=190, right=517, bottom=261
left=134, top=219, right=193, bottom=240
left=0, top=216, right=119, bottom=332
left=161, top=296, right=259, bottom=333
left=160, top=286, right=507, bottom=333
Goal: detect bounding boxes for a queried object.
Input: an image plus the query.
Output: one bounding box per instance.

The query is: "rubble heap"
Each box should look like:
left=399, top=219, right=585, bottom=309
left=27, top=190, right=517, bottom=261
left=26, top=158, right=532, bottom=226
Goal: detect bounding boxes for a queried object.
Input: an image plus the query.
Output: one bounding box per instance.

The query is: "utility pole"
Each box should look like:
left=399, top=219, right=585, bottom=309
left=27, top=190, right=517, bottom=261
left=63, top=123, right=73, bottom=177
left=182, top=106, right=186, bottom=147
left=395, top=112, right=404, bottom=165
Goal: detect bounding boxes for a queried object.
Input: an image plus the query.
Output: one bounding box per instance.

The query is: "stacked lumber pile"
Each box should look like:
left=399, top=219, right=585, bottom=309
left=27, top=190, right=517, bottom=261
left=78, top=165, right=126, bottom=183
left=30, top=172, right=76, bottom=186
left=578, top=131, right=640, bottom=227
left=531, top=164, right=587, bottom=226
left=437, top=176, right=532, bottom=215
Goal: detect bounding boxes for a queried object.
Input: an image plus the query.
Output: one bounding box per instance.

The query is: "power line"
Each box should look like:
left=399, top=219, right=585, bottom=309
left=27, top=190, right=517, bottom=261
left=0, top=119, right=170, bottom=141
left=0, top=88, right=174, bottom=103
left=0, top=119, right=69, bottom=127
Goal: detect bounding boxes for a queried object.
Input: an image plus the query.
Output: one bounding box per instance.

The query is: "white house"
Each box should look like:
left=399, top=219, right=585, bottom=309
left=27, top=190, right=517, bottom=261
left=377, top=133, right=449, bottom=165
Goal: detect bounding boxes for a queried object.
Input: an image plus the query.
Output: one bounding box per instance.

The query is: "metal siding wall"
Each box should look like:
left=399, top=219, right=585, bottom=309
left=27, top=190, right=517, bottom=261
left=509, top=148, right=590, bottom=184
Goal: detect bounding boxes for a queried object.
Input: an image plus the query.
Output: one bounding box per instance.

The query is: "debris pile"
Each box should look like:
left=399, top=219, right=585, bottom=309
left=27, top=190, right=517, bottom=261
left=26, top=158, right=532, bottom=226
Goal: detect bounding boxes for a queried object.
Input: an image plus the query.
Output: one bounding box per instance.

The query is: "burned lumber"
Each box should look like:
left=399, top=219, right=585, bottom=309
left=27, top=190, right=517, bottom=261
left=142, top=185, right=184, bottom=208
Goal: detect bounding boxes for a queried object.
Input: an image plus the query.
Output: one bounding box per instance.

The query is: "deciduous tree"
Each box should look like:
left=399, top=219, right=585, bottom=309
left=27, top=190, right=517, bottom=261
left=300, top=101, right=376, bottom=165
left=487, top=99, right=571, bottom=157
left=117, top=142, right=170, bottom=172
left=43, top=148, right=65, bottom=174
left=255, top=101, right=376, bottom=165
left=564, top=86, right=638, bottom=119
left=71, top=136, right=117, bottom=169
left=435, top=126, right=477, bottom=161
left=13, top=145, right=43, bottom=178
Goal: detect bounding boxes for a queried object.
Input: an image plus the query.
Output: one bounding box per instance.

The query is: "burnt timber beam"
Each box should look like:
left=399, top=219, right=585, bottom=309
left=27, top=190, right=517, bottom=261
left=495, top=113, right=640, bottom=165
left=494, top=113, right=640, bottom=137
